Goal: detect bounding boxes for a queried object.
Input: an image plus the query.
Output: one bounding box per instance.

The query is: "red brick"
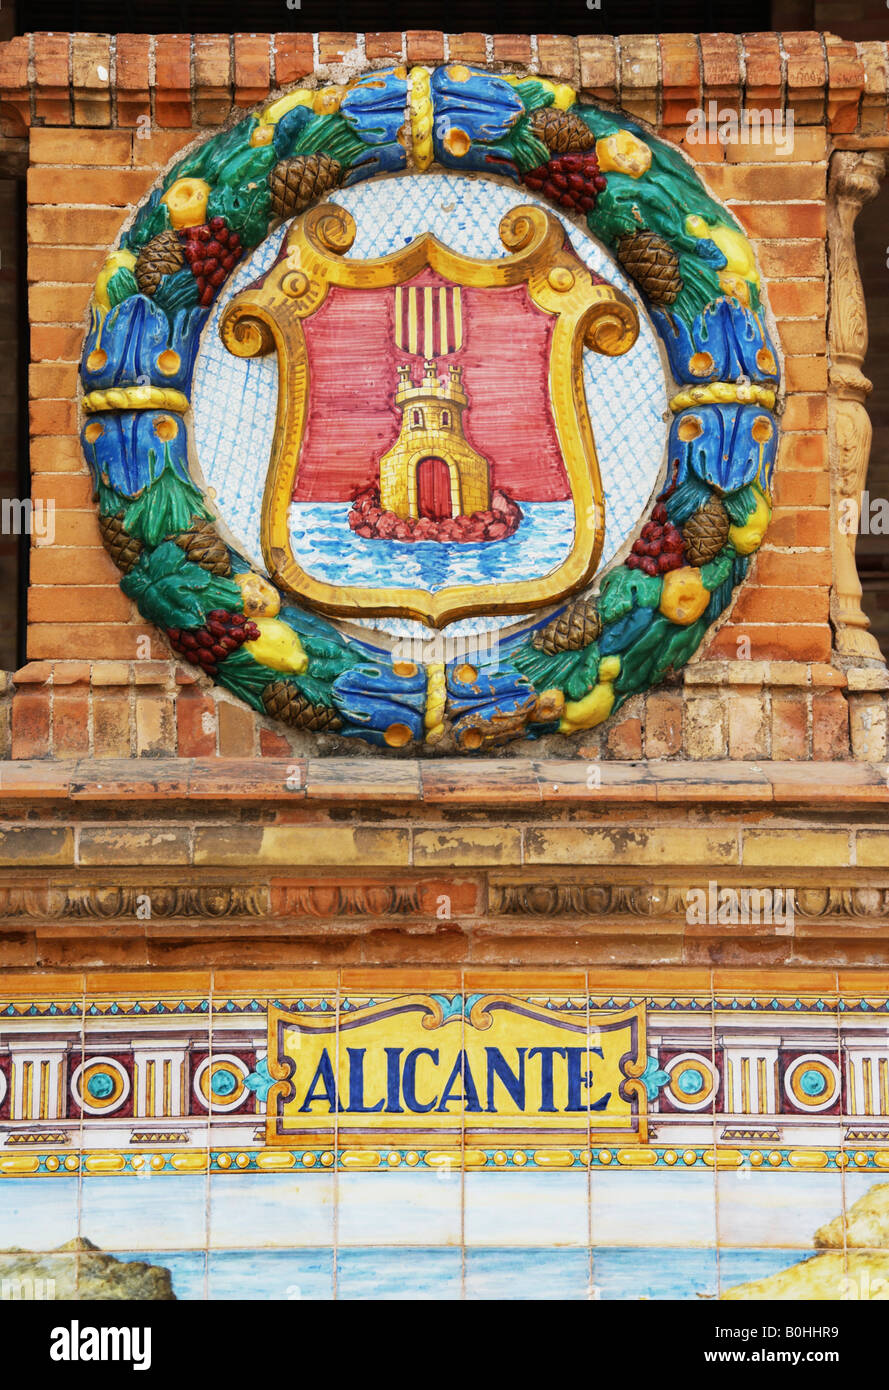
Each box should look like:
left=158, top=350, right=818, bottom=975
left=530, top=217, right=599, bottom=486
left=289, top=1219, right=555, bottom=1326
left=606, top=716, right=643, bottom=759
left=132, top=131, right=193, bottom=168
left=30, top=547, right=118, bottom=585
left=406, top=32, right=445, bottom=64
left=260, top=727, right=294, bottom=757
left=742, top=32, right=782, bottom=101
left=731, top=585, right=830, bottom=624
left=578, top=35, right=618, bottom=100
left=766, top=508, right=832, bottom=548
left=706, top=623, right=832, bottom=662
left=234, top=33, right=271, bottom=105
left=318, top=33, right=356, bottom=66
left=30, top=326, right=87, bottom=361
left=29, top=128, right=133, bottom=166
left=699, top=33, right=742, bottom=101
left=33, top=32, right=71, bottom=125
left=31, top=475, right=94, bottom=508
left=753, top=551, right=831, bottom=587
left=12, top=690, right=51, bottom=760
left=364, top=33, right=403, bottom=62
left=177, top=687, right=217, bottom=757
left=0, top=34, right=31, bottom=130
left=771, top=273, right=828, bottom=315
left=71, top=33, right=112, bottom=127
left=733, top=203, right=826, bottom=239
left=813, top=690, right=850, bottom=759
left=784, top=356, right=829, bottom=392
left=728, top=690, right=767, bottom=759
left=29, top=400, right=77, bottom=436
left=194, top=34, right=232, bottom=125
left=52, top=687, right=90, bottom=758
left=645, top=692, right=683, bottom=757
left=776, top=433, right=828, bottom=470
left=772, top=470, right=830, bottom=507
left=780, top=395, right=828, bottom=431
left=491, top=35, right=531, bottom=66
left=825, top=36, right=865, bottom=133
left=31, top=436, right=88, bottom=474
left=154, top=34, right=192, bottom=127
left=660, top=33, right=701, bottom=127
left=27, top=625, right=152, bottom=660
left=538, top=35, right=577, bottom=83
left=29, top=586, right=133, bottom=624
left=702, top=163, right=826, bottom=201
left=28, top=166, right=154, bottom=208
left=776, top=320, right=828, bottom=356
left=218, top=700, right=256, bottom=757
left=28, top=205, right=126, bottom=246
left=92, top=689, right=132, bottom=758
left=771, top=693, right=807, bottom=759
left=273, top=34, right=314, bottom=85
left=28, top=246, right=104, bottom=285
left=660, top=124, right=726, bottom=162
left=757, top=240, right=826, bottom=279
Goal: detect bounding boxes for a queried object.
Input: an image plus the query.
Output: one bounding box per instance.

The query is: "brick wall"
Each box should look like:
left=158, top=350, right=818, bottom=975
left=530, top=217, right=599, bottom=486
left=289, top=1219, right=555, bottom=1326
left=3, top=30, right=888, bottom=762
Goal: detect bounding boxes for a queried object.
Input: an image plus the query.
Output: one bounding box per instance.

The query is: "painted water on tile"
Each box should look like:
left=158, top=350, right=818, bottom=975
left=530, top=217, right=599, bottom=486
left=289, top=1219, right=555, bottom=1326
left=289, top=500, right=575, bottom=590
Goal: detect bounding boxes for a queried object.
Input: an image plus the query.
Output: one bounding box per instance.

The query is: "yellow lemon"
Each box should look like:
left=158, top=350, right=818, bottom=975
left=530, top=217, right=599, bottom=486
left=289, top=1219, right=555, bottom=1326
left=729, top=487, right=771, bottom=555
left=596, top=130, right=652, bottom=178
left=242, top=618, right=308, bottom=673
left=659, top=567, right=710, bottom=625
left=233, top=572, right=281, bottom=618
left=685, top=215, right=760, bottom=290
left=559, top=655, right=621, bottom=733
left=95, top=249, right=137, bottom=311
left=161, top=177, right=211, bottom=230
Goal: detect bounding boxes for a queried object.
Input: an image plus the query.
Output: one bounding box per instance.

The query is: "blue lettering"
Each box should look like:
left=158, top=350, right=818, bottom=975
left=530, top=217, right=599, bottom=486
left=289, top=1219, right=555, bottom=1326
left=437, top=1049, right=482, bottom=1113
left=528, top=1047, right=566, bottom=1112
left=345, top=1048, right=385, bottom=1113
left=485, top=1047, right=526, bottom=1112
left=403, top=1048, right=439, bottom=1112
left=298, top=1050, right=338, bottom=1113
left=385, top=1047, right=404, bottom=1112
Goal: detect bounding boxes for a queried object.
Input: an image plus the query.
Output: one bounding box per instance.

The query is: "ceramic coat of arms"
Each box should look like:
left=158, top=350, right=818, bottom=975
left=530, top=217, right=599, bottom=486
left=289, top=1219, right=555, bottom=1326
left=81, top=67, right=779, bottom=751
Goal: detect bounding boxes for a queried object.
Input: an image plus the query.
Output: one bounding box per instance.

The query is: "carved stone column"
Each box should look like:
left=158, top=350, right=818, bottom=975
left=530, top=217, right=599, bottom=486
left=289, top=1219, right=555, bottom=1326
left=827, top=149, right=887, bottom=663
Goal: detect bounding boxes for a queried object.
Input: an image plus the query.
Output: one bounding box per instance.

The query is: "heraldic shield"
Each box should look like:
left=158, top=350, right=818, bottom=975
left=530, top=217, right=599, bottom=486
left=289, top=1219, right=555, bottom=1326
left=219, top=201, right=640, bottom=629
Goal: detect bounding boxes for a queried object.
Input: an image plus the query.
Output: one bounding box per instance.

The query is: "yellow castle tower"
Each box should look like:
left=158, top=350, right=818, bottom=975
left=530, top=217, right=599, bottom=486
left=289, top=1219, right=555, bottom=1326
left=378, top=360, right=491, bottom=520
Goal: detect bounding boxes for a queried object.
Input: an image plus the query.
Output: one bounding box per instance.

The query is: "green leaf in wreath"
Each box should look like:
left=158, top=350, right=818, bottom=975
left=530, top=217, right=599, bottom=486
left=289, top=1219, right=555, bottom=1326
left=598, top=566, right=663, bottom=622
left=122, top=445, right=211, bottom=547
left=120, top=541, right=241, bottom=630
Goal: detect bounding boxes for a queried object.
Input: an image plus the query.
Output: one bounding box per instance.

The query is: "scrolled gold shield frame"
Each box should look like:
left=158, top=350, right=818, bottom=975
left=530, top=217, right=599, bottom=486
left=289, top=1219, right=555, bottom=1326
left=220, top=201, right=639, bottom=629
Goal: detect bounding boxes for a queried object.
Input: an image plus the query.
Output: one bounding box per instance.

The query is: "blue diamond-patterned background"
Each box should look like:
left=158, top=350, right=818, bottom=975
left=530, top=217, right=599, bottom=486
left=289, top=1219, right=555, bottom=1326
left=191, top=175, right=669, bottom=642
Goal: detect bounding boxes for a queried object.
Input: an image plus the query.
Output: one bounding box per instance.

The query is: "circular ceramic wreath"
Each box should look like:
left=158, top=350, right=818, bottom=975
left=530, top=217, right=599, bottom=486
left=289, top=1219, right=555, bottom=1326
left=80, top=66, right=780, bottom=752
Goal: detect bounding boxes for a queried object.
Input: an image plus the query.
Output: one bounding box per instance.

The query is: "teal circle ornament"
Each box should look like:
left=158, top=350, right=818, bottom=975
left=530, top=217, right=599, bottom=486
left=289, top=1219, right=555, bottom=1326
left=82, top=66, right=779, bottom=753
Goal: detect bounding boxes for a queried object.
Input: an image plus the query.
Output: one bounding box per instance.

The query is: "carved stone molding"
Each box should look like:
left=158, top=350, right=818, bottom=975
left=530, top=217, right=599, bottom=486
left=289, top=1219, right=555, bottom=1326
left=827, top=149, right=888, bottom=663
left=489, top=880, right=889, bottom=921
left=0, top=884, right=269, bottom=920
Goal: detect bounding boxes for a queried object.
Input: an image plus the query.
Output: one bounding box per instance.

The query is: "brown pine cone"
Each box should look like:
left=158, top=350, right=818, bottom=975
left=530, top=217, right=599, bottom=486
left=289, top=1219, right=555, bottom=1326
left=268, top=155, right=344, bottom=221
left=617, top=230, right=682, bottom=306
left=135, top=230, right=186, bottom=296
left=529, top=107, right=596, bottom=153
left=262, top=680, right=343, bottom=731
left=682, top=495, right=731, bottom=565
left=99, top=512, right=143, bottom=574
left=173, top=518, right=231, bottom=577
left=532, top=598, right=602, bottom=654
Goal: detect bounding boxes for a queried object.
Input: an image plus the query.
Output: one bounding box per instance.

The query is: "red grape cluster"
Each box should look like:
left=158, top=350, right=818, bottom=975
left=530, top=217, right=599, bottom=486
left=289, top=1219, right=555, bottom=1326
left=523, top=153, right=607, bottom=214
left=626, top=502, right=686, bottom=577
left=181, top=218, right=243, bottom=307
left=167, top=610, right=260, bottom=675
